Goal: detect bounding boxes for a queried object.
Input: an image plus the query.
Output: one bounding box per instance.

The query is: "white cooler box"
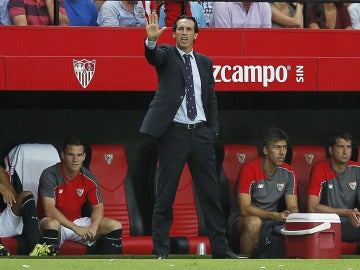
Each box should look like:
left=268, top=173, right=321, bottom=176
left=281, top=213, right=341, bottom=259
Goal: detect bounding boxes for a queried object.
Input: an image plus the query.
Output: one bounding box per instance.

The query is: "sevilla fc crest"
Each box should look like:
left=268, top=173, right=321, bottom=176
left=104, top=154, right=114, bottom=165
left=237, top=153, right=246, bottom=164
left=277, top=183, right=285, bottom=192
left=305, top=154, right=314, bottom=164
left=349, top=181, right=356, bottom=190
left=77, top=188, right=84, bottom=197
left=73, top=59, right=96, bottom=88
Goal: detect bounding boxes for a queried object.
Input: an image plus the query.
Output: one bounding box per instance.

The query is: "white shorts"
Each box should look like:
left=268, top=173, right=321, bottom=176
left=0, top=205, right=23, bottom=237
left=41, top=217, right=96, bottom=246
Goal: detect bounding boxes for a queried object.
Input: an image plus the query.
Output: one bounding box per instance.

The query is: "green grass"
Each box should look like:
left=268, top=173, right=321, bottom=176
left=1, top=256, right=360, bottom=270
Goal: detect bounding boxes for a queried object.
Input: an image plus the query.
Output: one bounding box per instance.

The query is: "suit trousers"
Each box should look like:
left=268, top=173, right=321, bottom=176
left=152, top=123, right=228, bottom=255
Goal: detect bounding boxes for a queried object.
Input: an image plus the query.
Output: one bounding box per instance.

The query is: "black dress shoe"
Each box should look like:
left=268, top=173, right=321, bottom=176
left=156, top=254, right=168, bottom=260
left=212, top=250, right=242, bottom=259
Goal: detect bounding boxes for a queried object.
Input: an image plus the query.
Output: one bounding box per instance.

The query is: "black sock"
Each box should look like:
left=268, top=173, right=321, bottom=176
left=20, top=194, right=40, bottom=253
left=100, top=229, right=122, bottom=255
left=42, top=229, right=59, bottom=246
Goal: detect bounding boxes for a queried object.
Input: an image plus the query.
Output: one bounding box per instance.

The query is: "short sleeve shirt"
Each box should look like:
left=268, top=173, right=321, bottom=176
left=210, top=2, right=272, bottom=28
left=0, top=0, right=13, bottom=25
left=228, top=157, right=297, bottom=226
left=39, top=163, right=102, bottom=222
left=97, top=1, right=146, bottom=27
left=238, top=157, right=297, bottom=211
left=9, top=0, right=67, bottom=25
left=308, top=159, right=360, bottom=209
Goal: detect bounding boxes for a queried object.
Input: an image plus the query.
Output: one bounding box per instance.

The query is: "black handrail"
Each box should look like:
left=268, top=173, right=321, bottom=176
left=54, top=0, right=59, bottom=26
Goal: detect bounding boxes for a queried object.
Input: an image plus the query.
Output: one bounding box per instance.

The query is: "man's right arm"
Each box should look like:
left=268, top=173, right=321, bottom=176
left=0, top=166, right=16, bottom=206
left=308, top=165, right=360, bottom=227
left=42, top=196, right=76, bottom=230
left=11, top=15, right=27, bottom=25
left=308, top=194, right=359, bottom=225
left=42, top=196, right=92, bottom=240
left=8, top=0, right=28, bottom=25
left=238, top=193, right=287, bottom=222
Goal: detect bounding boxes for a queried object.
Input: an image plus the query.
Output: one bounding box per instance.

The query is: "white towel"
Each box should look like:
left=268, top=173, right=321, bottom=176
left=4, top=143, right=60, bottom=204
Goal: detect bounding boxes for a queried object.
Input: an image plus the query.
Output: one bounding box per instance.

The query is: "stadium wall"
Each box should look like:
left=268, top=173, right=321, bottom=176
left=1, top=27, right=360, bottom=186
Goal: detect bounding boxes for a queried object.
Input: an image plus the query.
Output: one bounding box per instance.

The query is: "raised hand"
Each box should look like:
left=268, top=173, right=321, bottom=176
left=145, top=12, right=167, bottom=41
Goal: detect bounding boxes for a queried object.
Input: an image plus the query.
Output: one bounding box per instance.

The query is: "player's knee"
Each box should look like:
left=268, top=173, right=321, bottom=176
left=16, top=191, right=33, bottom=202
left=244, top=216, right=262, bottom=233
left=42, top=218, right=61, bottom=230
left=110, top=219, right=122, bottom=230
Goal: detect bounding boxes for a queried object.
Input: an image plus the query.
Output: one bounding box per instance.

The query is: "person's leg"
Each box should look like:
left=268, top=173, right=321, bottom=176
left=0, top=206, right=17, bottom=256
left=152, top=126, right=190, bottom=256
left=96, top=217, right=122, bottom=254
left=236, top=216, right=262, bottom=256
left=11, top=191, right=40, bottom=253
left=40, top=218, right=61, bottom=246
left=0, top=240, right=10, bottom=256
left=340, top=217, right=360, bottom=242
left=189, top=126, right=230, bottom=255
left=29, top=218, right=61, bottom=256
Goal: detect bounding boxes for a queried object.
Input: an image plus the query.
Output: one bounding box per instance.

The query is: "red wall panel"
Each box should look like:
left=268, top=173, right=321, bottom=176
left=318, top=58, right=360, bottom=91
left=0, top=57, right=4, bottom=90
left=212, top=57, right=316, bottom=91
left=6, top=56, right=157, bottom=91
left=1, top=27, right=360, bottom=91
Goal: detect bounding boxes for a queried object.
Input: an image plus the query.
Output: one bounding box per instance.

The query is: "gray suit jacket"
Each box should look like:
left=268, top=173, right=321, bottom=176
left=140, top=43, right=219, bottom=138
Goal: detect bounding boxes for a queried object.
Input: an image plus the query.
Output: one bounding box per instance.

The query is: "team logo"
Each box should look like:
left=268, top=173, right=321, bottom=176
left=73, top=59, right=96, bottom=88
left=277, top=183, right=285, bottom=192
left=77, top=188, right=84, bottom=197
left=328, top=184, right=333, bottom=189
left=305, top=154, right=314, bottom=164
left=257, top=184, right=264, bottom=189
left=237, top=153, right=246, bottom=163
left=105, top=154, right=114, bottom=165
left=349, top=181, right=356, bottom=190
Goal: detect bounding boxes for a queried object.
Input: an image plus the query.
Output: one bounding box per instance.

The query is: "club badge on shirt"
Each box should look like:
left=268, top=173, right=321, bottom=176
left=77, top=188, right=84, bottom=197
left=349, top=181, right=357, bottom=190
left=277, top=183, right=285, bottom=192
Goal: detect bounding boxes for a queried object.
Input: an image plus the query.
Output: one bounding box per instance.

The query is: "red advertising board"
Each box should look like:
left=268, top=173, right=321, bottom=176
left=5, top=56, right=157, bottom=91
left=5, top=56, right=320, bottom=91
left=212, top=57, right=316, bottom=91
left=318, top=57, right=360, bottom=91
left=1, top=27, right=360, bottom=91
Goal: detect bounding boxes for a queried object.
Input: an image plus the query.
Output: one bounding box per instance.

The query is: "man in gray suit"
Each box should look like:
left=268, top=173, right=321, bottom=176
left=140, top=12, right=240, bottom=259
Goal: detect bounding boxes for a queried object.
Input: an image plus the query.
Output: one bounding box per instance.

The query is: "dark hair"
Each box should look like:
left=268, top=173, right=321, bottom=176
left=327, top=130, right=353, bottom=148
left=311, top=3, right=326, bottom=29
left=172, top=15, right=199, bottom=34
left=262, top=127, right=290, bottom=149
left=61, top=136, right=84, bottom=152
left=310, top=3, right=344, bottom=29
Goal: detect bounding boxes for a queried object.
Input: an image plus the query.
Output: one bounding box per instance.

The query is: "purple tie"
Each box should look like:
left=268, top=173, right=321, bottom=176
left=183, top=54, right=197, bottom=121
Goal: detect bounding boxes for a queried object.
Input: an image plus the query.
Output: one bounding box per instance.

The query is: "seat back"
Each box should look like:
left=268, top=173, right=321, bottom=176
left=169, top=163, right=201, bottom=238
left=88, top=144, right=143, bottom=237
left=291, top=145, right=326, bottom=213
left=2, top=143, right=60, bottom=254
left=221, top=144, right=259, bottom=197
left=60, top=144, right=153, bottom=255
left=4, top=143, right=60, bottom=203
left=219, top=144, right=259, bottom=217
left=153, top=162, right=210, bottom=254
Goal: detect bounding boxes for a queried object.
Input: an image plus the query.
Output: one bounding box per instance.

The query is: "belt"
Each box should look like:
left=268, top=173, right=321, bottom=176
left=172, top=121, right=206, bottom=130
